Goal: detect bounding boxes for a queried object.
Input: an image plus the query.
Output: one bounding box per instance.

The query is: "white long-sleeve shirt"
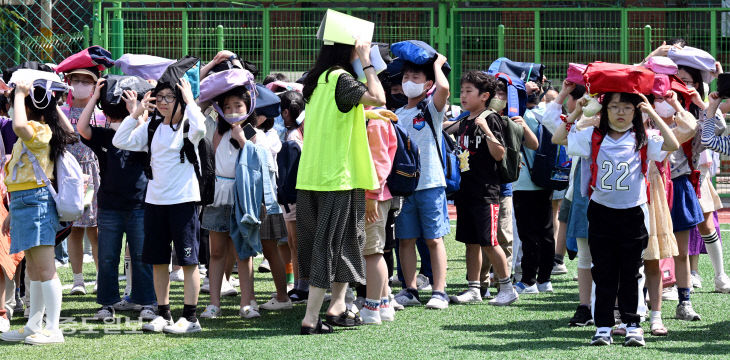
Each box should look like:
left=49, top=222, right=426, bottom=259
left=113, top=103, right=207, bottom=205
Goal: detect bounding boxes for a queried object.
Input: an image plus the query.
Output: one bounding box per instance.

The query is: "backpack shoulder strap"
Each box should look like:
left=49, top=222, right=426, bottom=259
left=144, top=114, right=163, bottom=179
left=421, top=98, right=446, bottom=169
left=17, top=143, right=57, bottom=197
left=588, top=128, right=605, bottom=197
left=180, top=119, right=202, bottom=182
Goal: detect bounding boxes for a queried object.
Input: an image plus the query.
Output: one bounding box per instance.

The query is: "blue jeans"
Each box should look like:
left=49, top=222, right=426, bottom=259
left=395, top=237, right=433, bottom=285
left=55, top=239, right=69, bottom=264
left=97, top=208, right=155, bottom=306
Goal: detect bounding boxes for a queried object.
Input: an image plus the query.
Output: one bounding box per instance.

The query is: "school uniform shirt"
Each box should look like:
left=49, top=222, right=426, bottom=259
left=567, top=126, right=666, bottom=209
left=395, top=100, right=446, bottom=191
left=453, top=112, right=504, bottom=205
left=112, top=103, right=207, bottom=205
left=671, top=110, right=725, bottom=179
left=4, top=120, right=53, bottom=192
left=211, top=130, right=238, bottom=207
left=81, top=127, right=147, bottom=210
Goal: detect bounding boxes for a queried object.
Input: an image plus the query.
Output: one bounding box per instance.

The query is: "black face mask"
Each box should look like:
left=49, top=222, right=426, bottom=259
left=386, top=93, right=408, bottom=111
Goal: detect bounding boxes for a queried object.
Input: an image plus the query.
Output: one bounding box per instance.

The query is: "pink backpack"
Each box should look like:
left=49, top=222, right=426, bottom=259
left=55, top=46, right=114, bottom=74
left=652, top=74, right=671, bottom=97
left=566, top=63, right=586, bottom=85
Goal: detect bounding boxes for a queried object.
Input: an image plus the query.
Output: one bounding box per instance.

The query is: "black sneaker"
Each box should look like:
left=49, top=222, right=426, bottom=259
left=289, top=289, right=309, bottom=304
left=569, top=305, right=594, bottom=327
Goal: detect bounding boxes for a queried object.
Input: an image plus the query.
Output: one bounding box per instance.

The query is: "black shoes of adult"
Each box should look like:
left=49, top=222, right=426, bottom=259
left=289, top=289, right=309, bottom=304
left=325, top=309, right=362, bottom=327
left=569, top=305, right=594, bottom=327
left=300, top=318, right=333, bottom=335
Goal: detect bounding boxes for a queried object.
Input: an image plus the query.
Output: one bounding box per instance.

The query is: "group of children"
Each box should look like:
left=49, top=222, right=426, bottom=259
left=0, top=33, right=728, bottom=346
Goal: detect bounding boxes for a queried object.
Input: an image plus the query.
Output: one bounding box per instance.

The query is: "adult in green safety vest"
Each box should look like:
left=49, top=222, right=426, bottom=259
left=297, top=40, right=386, bottom=334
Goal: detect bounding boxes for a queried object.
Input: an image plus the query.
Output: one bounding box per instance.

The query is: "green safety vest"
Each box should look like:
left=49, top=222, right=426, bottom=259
left=296, top=68, right=378, bottom=191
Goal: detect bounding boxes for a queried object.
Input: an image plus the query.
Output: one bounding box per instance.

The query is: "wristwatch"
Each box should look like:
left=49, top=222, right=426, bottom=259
left=228, top=54, right=239, bottom=62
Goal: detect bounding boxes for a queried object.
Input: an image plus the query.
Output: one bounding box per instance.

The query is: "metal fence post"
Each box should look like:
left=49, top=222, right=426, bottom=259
left=534, top=11, right=541, bottom=63
left=643, top=25, right=651, bottom=56
left=217, top=25, right=224, bottom=51
left=498, top=24, right=505, bottom=58
left=263, top=7, right=271, bottom=76
left=109, top=1, right=124, bottom=74
left=437, top=1, right=448, bottom=55
left=620, top=9, right=628, bottom=64
left=711, top=10, right=718, bottom=92
left=13, top=26, right=20, bottom=64
left=83, top=25, right=90, bottom=49
left=182, top=10, right=189, bottom=55
left=93, top=1, right=103, bottom=46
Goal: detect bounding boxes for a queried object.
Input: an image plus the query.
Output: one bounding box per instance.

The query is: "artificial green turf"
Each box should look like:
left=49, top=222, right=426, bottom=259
left=3, top=224, right=730, bottom=359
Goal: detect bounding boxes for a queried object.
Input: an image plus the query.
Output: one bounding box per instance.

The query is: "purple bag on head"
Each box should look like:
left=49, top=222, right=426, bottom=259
left=566, top=63, right=586, bottom=85
left=199, top=69, right=257, bottom=125
left=115, top=54, right=176, bottom=80
left=646, top=56, right=678, bottom=75
left=668, top=46, right=716, bottom=83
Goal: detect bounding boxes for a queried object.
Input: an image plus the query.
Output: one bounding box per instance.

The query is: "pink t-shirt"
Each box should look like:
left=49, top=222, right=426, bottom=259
left=365, top=119, right=397, bottom=201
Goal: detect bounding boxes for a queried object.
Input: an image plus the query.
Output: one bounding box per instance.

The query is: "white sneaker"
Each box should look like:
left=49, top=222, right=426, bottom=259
left=54, top=260, right=68, bottom=269
left=163, top=317, right=202, bottom=334
left=24, top=329, right=64, bottom=345
left=389, top=294, right=404, bottom=311
left=258, top=259, right=271, bottom=273
left=94, top=306, right=115, bottom=321
left=24, top=306, right=30, bottom=319
left=69, top=282, right=87, bottom=295
left=250, top=300, right=260, bottom=312
left=514, top=282, right=538, bottom=294
left=416, top=274, right=432, bottom=291
left=93, top=283, right=98, bottom=294
left=591, top=327, right=613, bottom=346
left=83, top=254, right=94, bottom=263
left=0, top=317, right=7, bottom=333
left=239, top=305, right=261, bottom=319
left=662, top=286, right=679, bottom=301
left=552, top=263, right=568, bottom=275
left=675, top=301, right=701, bottom=321
left=260, top=297, right=293, bottom=311
left=380, top=304, right=395, bottom=322
left=113, top=297, right=141, bottom=311
left=229, top=276, right=240, bottom=288
left=360, top=307, right=382, bottom=325
left=353, top=297, right=366, bottom=311
left=200, top=305, right=221, bottom=319
left=140, top=306, right=157, bottom=321
left=0, top=326, right=34, bottom=342
left=169, top=269, right=184, bottom=282
left=513, top=264, right=523, bottom=283
left=198, top=265, right=207, bottom=277
left=425, top=296, right=449, bottom=310
left=488, top=288, right=519, bottom=306
left=449, top=288, right=482, bottom=304
left=142, top=316, right=173, bottom=332
left=200, top=277, right=210, bottom=293
left=220, top=280, right=238, bottom=297
left=691, top=271, right=703, bottom=289
left=389, top=275, right=402, bottom=287
left=537, top=281, right=554, bottom=293
left=715, top=274, right=730, bottom=293
left=345, top=287, right=356, bottom=304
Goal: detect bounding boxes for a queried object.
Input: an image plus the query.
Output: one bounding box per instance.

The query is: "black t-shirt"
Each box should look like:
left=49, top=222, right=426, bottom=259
left=81, top=127, right=148, bottom=210
left=453, top=111, right=504, bottom=205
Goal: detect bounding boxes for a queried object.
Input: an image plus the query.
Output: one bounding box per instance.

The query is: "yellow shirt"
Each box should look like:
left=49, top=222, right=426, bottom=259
left=4, top=121, right=54, bottom=192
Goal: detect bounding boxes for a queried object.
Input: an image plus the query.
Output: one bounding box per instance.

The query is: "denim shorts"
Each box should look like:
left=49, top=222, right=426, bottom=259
left=9, top=187, right=59, bottom=254
left=395, top=187, right=450, bottom=240
left=201, top=205, right=232, bottom=233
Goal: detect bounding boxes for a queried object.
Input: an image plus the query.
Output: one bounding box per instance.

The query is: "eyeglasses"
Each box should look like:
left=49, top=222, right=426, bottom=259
left=157, top=94, right=177, bottom=104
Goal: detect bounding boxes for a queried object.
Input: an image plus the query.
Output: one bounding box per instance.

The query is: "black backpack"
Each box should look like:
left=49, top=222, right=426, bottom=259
left=385, top=119, right=420, bottom=197
left=474, top=109, right=524, bottom=184
left=521, top=120, right=570, bottom=191
left=145, top=117, right=215, bottom=206
left=276, top=139, right=301, bottom=212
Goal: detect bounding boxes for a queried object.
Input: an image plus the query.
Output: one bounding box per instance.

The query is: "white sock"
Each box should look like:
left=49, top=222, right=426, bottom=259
left=701, top=232, right=726, bottom=277
left=650, top=310, right=662, bottom=324
left=40, top=278, right=62, bottom=331
left=73, top=273, right=84, bottom=285
left=124, top=256, right=132, bottom=296
left=499, top=277, right=512, bottom=293
left=26, top=281, right=45, bottom=332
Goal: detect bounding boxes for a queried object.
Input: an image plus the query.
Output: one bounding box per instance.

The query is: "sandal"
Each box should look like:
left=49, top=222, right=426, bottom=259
left=650, top=322, right=668, bottom=336
left=300, top=318, right=333, bottom=335
left=325, top=309, right=362, bottom=327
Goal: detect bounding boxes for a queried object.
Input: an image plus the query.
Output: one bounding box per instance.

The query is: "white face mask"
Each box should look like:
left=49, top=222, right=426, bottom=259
left=109, top=122, right=121, bottom=130
left=72, top=83, right=93, bottom=99
left=654, top=100, right=676, bottom=118
left=488, top=98, right=507, bottom=113
left=686, top=83, right=695, bottom=90
left=402, top=81, right=426, bottom=99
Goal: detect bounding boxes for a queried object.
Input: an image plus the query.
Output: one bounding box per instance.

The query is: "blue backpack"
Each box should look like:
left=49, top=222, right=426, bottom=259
left=421, top=99, right=460, bottom=195
left=276, top=139, right=302, bottom=212
left=385, top=119, right=421, bottom=197
left=522, top=120, right=570, bottom=191
left=488, top=57, right=545, bottom=84
left=487, top=72, right=527, bottom=117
